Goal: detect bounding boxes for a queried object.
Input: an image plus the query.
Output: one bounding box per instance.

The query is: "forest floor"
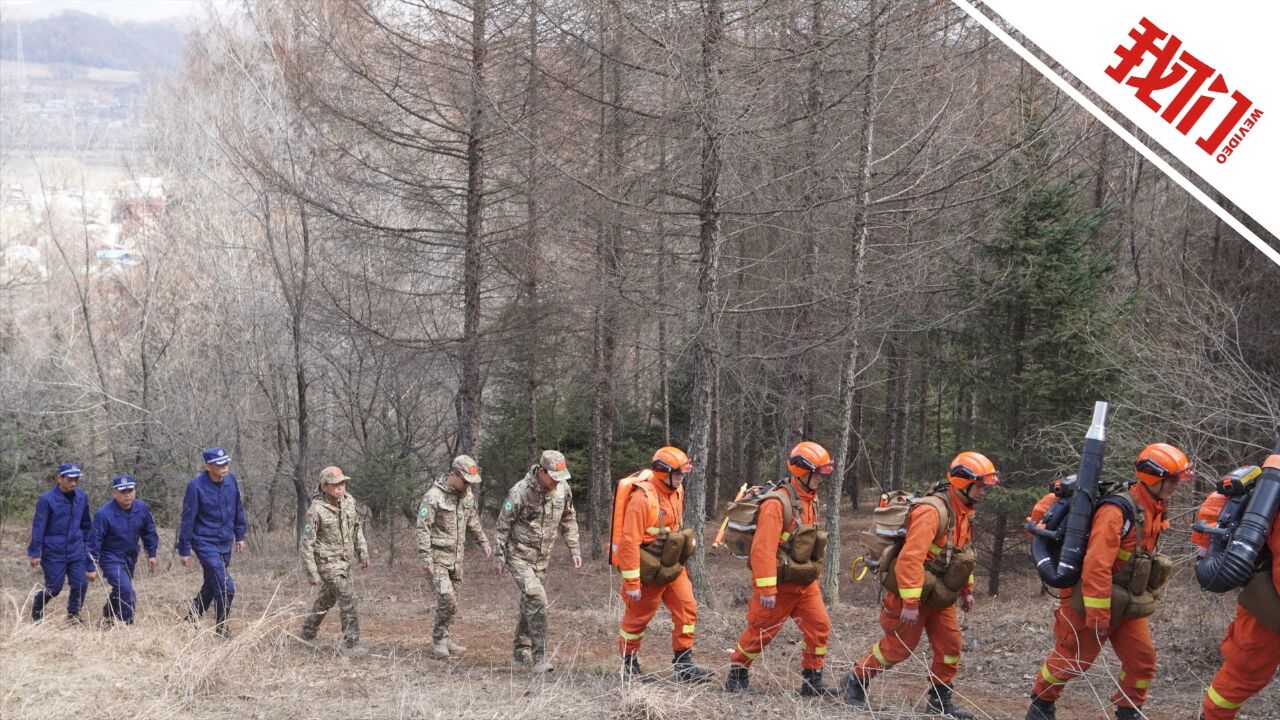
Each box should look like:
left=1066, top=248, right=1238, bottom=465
left=0, top=511, right=1274, bottom=720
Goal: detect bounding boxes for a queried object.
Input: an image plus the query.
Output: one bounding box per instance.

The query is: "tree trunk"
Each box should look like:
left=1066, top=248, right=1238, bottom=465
left=823, top=0, right=878, bottom=605
left=683, top=0, right=724, bottom=603
left=522, top=1, right=542, bottom=465
left=455, top=0, right=488, bottom=458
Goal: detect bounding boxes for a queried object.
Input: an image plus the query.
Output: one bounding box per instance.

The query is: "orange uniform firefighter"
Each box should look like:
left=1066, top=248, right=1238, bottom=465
left=725, top=441, right=836, bottom=697
left=1025, top=443, right=1192, bottom=720
left=843, top=451, right=999, bottom=718
left=613, top=446, right=713, bottom=682
left=1199, top=461, right=1280, bottom=720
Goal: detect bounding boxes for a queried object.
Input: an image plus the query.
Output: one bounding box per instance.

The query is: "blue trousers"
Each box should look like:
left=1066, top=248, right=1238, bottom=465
left=101, top=559, right=138, bottom=624
left=33, top=556, right=87, bottom=618
left=191, top=548, right=234, bottom=624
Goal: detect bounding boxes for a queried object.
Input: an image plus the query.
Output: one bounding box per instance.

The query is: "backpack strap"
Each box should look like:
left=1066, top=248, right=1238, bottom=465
left=1098, top=489, right=1143, bottom=546
left=760, top=485, right=795, bottom=540
left=915, top=494, right=954, bottom=552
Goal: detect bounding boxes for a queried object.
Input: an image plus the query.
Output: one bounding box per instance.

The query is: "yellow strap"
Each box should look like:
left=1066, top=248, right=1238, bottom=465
left=736, top=643, right=759, bottom=660
left=620, top=568, right=640, bottom=579
left=681, top=624, right=696, bottom=634
left=967, top=574, right=975, bottom=585
left=899, top=587, right=923, bottom=600
left=871, top=642, right=892, bottom=667
left=943, top=654, right=961, bottom=665
left=1117, top=548, right=1133, bottom=561
left=780, top=531, right=791, bottom=541
left=619, top=629, right=644, bottom=640
left=1083, top=595, right=1111, bottom=609
left=1041, top=665, right=1064, bottom=685
left=1207, top=685, right=1241, bottom=709
left=929, top=543, right=943, bottom=554
left=813, top=645, right=827, bottom=656
left=756, top=576, right=778, bottom=588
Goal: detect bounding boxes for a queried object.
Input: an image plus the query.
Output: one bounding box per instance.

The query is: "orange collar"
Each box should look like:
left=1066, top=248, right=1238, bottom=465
left=947, top=485, right=976, bottom=519
left=790, top=477, right=818, bottom=501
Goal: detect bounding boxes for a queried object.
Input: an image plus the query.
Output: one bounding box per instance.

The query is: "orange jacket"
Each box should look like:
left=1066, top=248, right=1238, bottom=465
left=750, top=478, right=817, bottom=595
left=895, top=486, right=975, bottom=609
left=616, top=478, right=684, bottom=591
left=1192, top=492, right=1230, bottom=550
left=1080, top=483, right=1168, bottom=627
left=1026, top=492, right=1058, bottom=535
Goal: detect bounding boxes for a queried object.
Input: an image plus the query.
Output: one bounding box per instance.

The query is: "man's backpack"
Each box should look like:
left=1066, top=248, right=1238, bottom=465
left=720, top=481, right=796, bottom=559
left=863, top=484, right=975, bottom=606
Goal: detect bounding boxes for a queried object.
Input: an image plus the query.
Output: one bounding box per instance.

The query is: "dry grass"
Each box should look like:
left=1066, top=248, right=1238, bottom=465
left=2, top=519, right=1277, bottom=720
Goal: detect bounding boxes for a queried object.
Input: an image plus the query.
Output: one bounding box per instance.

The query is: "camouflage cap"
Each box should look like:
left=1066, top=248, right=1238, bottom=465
left=319, top=466, right=351, bottom=484
left=451, top=454, right=482, bottom=484
left=538, top=450, right=571, bottom=482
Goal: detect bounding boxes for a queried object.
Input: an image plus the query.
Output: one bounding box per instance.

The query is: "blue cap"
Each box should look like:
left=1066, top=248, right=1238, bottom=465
left=57, top=463, right=83, bottom=478
left=202, top=447, right=231, bottom=466
left=112, top=475, right=136, bottom=491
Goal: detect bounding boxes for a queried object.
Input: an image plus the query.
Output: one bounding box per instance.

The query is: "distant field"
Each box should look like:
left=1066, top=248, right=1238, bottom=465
left=0, top=60, right=140, bottom=86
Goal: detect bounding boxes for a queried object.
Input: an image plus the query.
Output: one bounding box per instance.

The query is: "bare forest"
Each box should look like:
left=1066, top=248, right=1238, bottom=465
left=2, top=1, right=1278, bottom=719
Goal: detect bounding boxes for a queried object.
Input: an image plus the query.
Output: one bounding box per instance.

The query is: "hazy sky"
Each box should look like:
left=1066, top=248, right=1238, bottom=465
left=1, top=0, right=230, bottom=22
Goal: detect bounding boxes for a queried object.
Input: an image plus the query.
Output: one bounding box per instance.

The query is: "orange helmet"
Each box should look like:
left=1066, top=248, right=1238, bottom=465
left=788, top=441, right=834, bottom=477
left=948, top=451, right=999, bottom=489
left=652, top=446, right=693, bottom=477
left=1134, top=443, right=1193, bottom=486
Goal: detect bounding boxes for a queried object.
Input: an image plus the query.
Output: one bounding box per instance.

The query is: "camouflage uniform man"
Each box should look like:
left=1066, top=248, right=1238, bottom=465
left=299, top=466, right=370, bottom=652
left=416, top=454, right=492, bottom=659
left=493, top=450, right=582, bottom=673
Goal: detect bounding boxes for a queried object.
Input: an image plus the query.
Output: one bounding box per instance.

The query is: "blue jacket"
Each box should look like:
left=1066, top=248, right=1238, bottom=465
left=87, top=499, right=159, bottom=566
left=177, top=471, right=247, bottom=555
left=27, top=486, right=92, bottom=561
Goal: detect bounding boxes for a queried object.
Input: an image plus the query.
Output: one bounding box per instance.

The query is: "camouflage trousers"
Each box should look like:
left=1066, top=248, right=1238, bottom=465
left=431, top=564, right=463, bottom=642
left=508, top=559, right=549, bottom=659
left=302, top=570, right=359, bottom=644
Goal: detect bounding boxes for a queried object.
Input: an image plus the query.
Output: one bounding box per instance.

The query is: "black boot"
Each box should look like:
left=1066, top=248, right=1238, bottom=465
left=31, top=592, right=47, bottom=622
left=927, top=683, right=974, bottom=719
left=1025, top=697, right=1057, bottom=720
left=214, top=622, right=232, bottom=639
left=800, top=668, right=839, bottom=698
left=842, top=672, right=871, bottom=709
left=1115, top=707, right=1143, bottom=720
left=672, top=649, right=714, bottom=683
left=621, top=653, right=642, bottom=679
left=725, top=665, right=754, bottom=693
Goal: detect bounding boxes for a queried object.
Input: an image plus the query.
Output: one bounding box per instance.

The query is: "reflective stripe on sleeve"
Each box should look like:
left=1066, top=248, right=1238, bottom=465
left=620, top=568, right=640, bottom=580
left=1117, top=548, right=1133, bottom=561
left=780, top=531, right=791, bottom=541
left=899, top=587, right=923, bottom=599
left=756, top=576, right=778, bottom=587
left=1082, top=595, right=1111, bottom=609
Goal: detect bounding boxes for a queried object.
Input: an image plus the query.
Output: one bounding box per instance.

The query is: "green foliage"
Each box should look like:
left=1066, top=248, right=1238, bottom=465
left=947, top=171, right=1132, bottom=491
left=480, top=379, right=665, bottom=512
left=349, top=434, right=425, bottom=525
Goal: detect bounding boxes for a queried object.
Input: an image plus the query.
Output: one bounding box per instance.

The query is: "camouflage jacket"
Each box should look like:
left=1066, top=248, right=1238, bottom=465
left=494, top=469, right=581, bottom=568
left=300, top=493, right=368, bottom=582
left=415, top=478, right=490, bottom=569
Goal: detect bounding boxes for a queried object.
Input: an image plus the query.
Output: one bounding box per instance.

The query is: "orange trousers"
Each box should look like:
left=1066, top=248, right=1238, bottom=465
left=1030, top=606, right=1155, bottom=709
left=1202, top=605, right=1280, bottom=719
left=618, top=569, right=697, bottom=655
left=729, top=580, right=830, bottom=670
left=853, top=594, right=963, bottom=684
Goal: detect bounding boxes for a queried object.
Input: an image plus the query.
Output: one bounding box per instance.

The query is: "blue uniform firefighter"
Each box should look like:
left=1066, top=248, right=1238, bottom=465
left=27, top=462, right=94, bottom=622
left=87, top=475, right=159, bottom=625
left=177, top=447, right=247, bottom=637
